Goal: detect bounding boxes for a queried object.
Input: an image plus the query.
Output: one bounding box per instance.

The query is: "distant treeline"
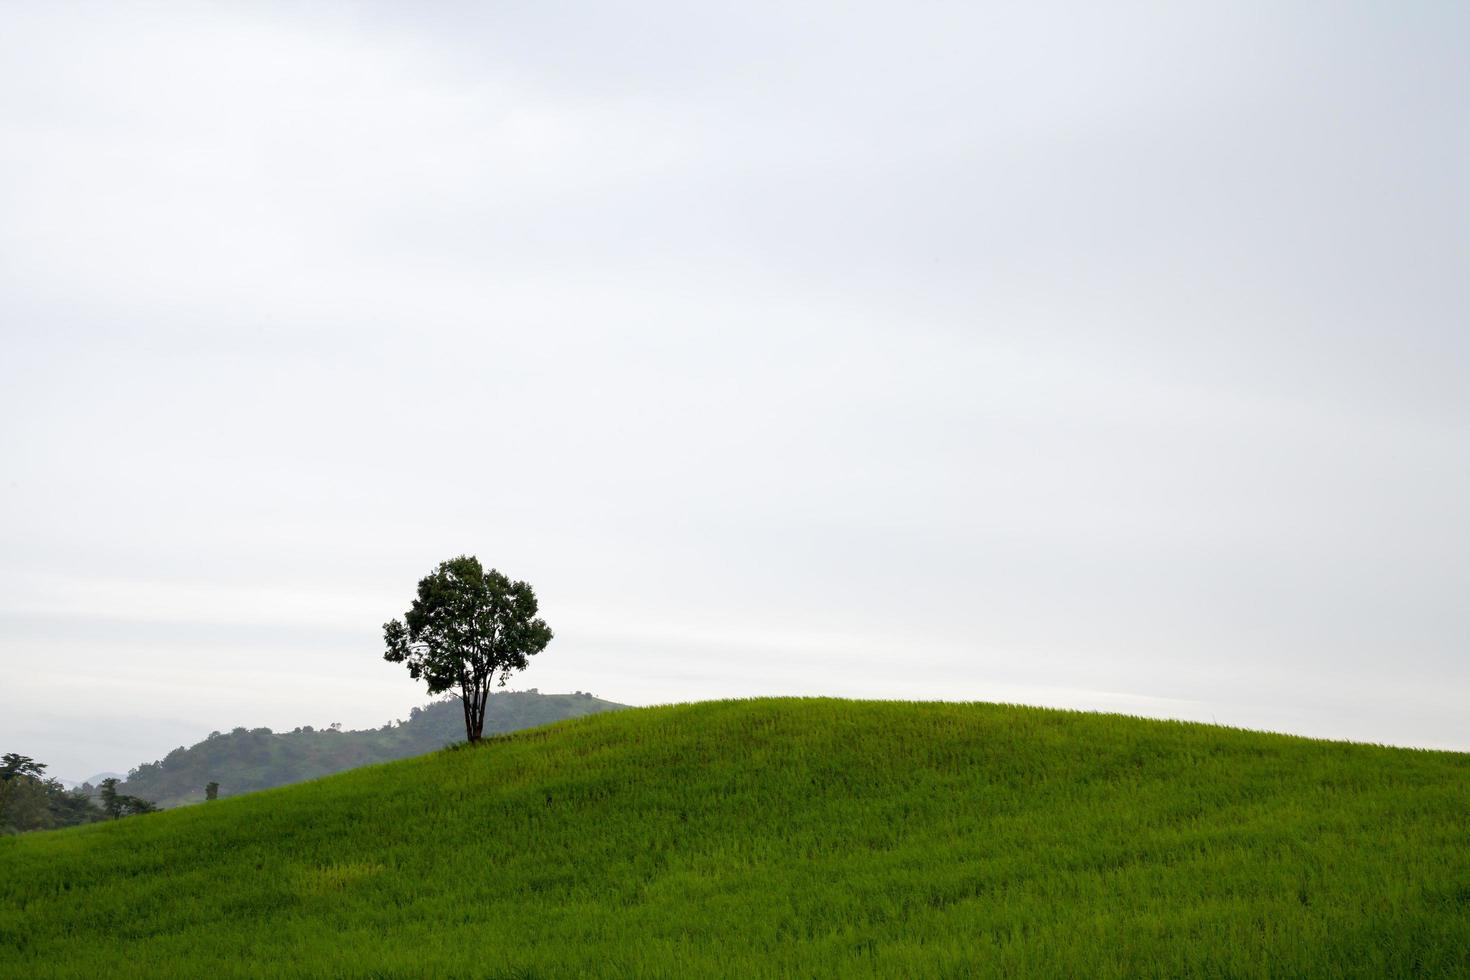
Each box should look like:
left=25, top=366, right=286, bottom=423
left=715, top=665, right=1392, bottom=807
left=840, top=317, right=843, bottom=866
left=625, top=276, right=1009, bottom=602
left=117, top=691, right=625, bottom=808
left=1, top=756, right=154, bottom=834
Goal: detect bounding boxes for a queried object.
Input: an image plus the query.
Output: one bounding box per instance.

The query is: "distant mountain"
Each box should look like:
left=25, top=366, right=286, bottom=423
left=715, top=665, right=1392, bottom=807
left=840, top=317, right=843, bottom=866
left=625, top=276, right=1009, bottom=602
left=84, top=771, right=125, bottom=785
left=58, top=772, right=124, bottom=790
left=115, top=691, right=626, bottom=807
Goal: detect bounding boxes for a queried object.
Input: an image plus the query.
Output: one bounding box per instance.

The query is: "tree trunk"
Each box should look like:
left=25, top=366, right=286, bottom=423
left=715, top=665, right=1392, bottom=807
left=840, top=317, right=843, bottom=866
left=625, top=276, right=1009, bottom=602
left=461, top=695, right=477, bottom=743
left=462, top=684, right=489, bottom=743
left=470, top=687, right=487, bottom=742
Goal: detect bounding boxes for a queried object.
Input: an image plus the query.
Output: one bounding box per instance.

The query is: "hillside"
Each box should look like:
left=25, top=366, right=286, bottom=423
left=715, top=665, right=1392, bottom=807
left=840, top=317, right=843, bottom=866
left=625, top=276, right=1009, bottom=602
left=115, top=691, right=625, bottom=807
left=2, top=699, right=1467, bottom=977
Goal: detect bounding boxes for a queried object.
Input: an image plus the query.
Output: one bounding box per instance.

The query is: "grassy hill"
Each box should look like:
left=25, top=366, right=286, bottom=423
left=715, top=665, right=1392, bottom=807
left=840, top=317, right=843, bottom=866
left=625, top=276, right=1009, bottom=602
left=3, top=699, right=1467, bottom=977
left=114, top=691, right=626, bottom=807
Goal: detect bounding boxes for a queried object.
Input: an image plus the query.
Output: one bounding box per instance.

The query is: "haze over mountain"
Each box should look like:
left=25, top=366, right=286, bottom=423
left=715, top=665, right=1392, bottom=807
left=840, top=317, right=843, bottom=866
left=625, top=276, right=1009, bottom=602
left=57, top=774, right=124, bottom=792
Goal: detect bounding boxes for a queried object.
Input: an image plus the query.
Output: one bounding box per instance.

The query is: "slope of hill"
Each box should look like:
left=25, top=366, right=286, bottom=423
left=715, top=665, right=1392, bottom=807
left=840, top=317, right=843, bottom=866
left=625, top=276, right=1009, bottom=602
left=116, top=691, right=626, bottom=807
left=2, top=699, right=1467, bottom=977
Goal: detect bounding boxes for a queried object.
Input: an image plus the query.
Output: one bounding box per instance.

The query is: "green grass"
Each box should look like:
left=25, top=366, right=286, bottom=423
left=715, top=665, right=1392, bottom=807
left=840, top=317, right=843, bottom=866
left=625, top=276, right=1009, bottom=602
left=3, top=699, right=1468, bottom=977
left=118, top=691, right=626, bottom=807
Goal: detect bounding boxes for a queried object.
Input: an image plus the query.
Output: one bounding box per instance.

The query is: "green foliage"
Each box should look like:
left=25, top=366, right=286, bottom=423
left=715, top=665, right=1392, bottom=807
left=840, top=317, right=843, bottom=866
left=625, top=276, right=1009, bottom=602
left=205, top=782, right=219, bottom=802
left=1, top=754, right=45, bottom=783
left=384, top=555, right=553, bottom=742
left=1, top=699, right=1467, bottom=976
left=115, top=692, right=625, bottom=808
left=1, top=754, right=104, bottom=834
left=97, top=779, right=156, bottom=819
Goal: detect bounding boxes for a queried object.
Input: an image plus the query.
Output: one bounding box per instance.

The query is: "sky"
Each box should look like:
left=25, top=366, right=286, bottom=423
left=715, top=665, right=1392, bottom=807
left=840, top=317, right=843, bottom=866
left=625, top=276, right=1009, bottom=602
left=2, top=2, right=1467, bottom=780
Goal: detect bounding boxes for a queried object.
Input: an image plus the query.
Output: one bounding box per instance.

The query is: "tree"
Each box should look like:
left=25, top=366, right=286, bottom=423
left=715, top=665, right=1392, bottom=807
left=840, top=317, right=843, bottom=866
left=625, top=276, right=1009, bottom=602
left=99, top=778, right=124, bottom=819
left=383, top=555, right=553, bottom=743
left=1, top=753, right=45, bottom=782
left=1, top=754, right=49, bottom=832
left=1, top=755, right=107, bottom=833
left=98, top=778, right=157, bottom=819
left=47, top=784, right=101, bottom=827
left=205, top=781, right=219, bottom=801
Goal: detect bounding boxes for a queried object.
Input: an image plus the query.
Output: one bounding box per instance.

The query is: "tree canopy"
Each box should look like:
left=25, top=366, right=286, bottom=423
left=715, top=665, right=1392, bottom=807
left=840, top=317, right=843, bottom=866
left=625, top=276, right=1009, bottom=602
left=98, top=778, right=158, bottom=819
left=1, top=753, right=45, bottom=783
left=1, top=753, right=118, bottom=834
left=383, top=556, right=553, bottom=742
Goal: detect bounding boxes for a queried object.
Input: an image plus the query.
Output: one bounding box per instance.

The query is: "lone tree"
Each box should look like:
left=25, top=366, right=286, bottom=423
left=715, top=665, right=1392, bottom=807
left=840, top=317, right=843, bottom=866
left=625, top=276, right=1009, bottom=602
left=383, top=555, right=553, bottom=743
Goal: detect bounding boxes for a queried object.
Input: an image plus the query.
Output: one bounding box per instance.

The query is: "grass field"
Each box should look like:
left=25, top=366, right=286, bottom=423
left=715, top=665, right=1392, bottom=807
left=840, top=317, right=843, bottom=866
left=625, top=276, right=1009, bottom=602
left=2, top=698, right=1468, bottom=977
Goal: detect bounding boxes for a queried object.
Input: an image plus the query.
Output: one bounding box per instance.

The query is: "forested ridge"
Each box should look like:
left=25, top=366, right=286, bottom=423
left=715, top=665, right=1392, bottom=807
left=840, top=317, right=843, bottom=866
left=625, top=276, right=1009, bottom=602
left=117, top=691, right=624, bottom=807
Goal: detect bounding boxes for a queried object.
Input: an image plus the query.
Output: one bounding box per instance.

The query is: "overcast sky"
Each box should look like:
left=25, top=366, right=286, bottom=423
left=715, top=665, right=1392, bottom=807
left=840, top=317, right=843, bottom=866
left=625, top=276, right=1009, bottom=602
left=3, top=2, right=1467, bottom=779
